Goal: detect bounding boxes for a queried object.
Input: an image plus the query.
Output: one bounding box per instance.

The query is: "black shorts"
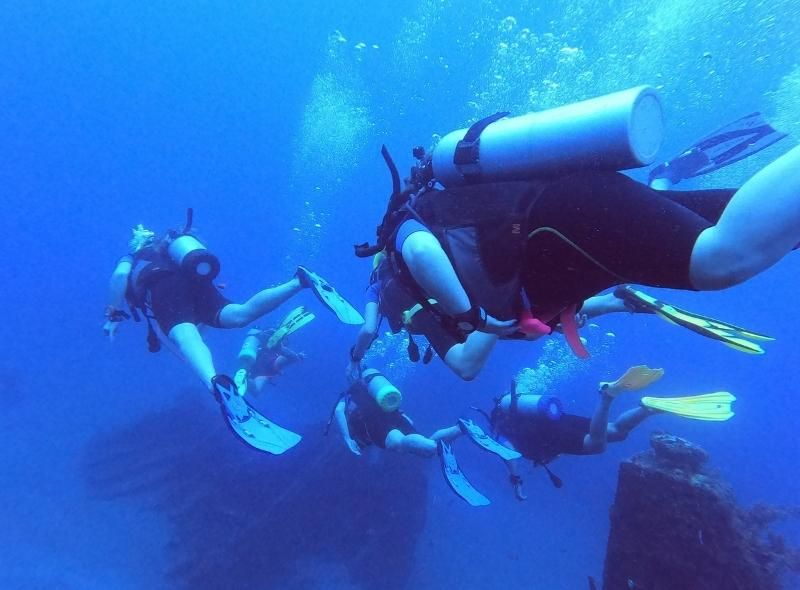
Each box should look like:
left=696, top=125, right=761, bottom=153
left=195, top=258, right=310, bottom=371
left=252, top=352, right=280, bottom=377
left=349, top=407, right=416, bottom=449
left=524, top=172, right=736, bottom=309
left=506, top=414, right=591, bottom=463
left=148, top=272, right=231, bottom=334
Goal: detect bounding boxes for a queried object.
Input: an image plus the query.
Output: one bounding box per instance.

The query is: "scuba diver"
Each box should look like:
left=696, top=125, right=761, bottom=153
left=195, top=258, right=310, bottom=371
left=353, top=87, right=789, bottom=380
left=347, top=249, right=772, bottom=381
left=332, top=368, right=521, bottom=506
left=482, top=365, right=735, bottom=500
left=233, top=306, right=314, bottom=396
left=347, top=254, right=642, bottom=381
left=104, top=211, right=363, bottom=455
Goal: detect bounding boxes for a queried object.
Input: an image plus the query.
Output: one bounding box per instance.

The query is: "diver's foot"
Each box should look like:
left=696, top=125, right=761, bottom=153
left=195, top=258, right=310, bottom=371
left=599, top=381, right=621, bottom=399
left=233, top=369, right=249, bottom=397
left=295, top=265, right=313, bottom=289
left=212, top=374, right=250, bottom=422
left=613, top=285, right=652, bottom=314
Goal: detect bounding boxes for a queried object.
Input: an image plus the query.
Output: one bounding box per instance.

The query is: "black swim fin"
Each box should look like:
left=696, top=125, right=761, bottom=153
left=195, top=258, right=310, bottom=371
left=649, top=112, right=787, bottom=187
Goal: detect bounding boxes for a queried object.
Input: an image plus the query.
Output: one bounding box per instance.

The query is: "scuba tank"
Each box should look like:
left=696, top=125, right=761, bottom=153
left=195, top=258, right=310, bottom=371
left=164, top=207, right=220, bottom=282
left=362, top=369, right=403, bottom=412
left=500, top=393, right=563, bottom=421
left=431, top=86, right=664, bottom=187
left=167, top=234, right=220, bottom=281
left=238, top=330, right=261, bottom=365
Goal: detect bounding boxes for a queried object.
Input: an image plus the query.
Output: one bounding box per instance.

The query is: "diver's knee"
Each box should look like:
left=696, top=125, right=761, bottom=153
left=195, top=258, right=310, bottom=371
left=690, top=231, right=758, bottom=290
left=583, top=437, right=607, bottom=454
left=450, top=364, right=478, bottom=381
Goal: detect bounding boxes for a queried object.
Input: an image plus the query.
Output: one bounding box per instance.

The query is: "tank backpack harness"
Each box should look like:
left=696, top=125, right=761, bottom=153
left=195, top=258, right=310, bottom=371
left=126, top=208, right=219, bottom=353
left=354, top=122, right=589, bottom=358
left=505, top=387, right=564, bottom=488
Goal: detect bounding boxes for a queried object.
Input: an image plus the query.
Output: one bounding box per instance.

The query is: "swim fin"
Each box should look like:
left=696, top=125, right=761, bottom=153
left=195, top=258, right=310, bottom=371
left=458, top=418, right=521, bottom=461
left=599, top=365, right=665, bottom=398
left=614, top=285, right=773, bottom=354
left=267, top=305, right=316, bottom=349
left=640, top=391, right=736, bottom=422
left=649, top=112, right=787, bottom=187
left=234, top=368, right=249, bottom=397
left=212, top=375, right=302, bottom=454
left=296, top=266, right=364, bottom=325
left=438, top=440, right=490, bottom=507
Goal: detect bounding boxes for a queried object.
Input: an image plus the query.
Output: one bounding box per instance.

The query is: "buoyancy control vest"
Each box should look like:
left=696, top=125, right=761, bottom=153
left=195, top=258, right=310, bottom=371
left=409, top=180, right=548, bottom=321
left=124, top=209, right=220, bottom=352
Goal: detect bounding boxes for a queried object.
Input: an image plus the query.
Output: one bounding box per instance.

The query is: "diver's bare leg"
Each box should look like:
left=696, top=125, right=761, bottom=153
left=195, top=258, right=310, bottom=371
left=606, top=407, right=653, bottom=442
left=384, top=430, right=437, bottom=457
left=218, top=278, right=303, bottom=328
left=691, top=144, right=800, bottom=289
left=169, top=322, right=217, bottom=390
left=429, top=425, right=463, bottom=443
left=583, top=394, right=614, bottom=453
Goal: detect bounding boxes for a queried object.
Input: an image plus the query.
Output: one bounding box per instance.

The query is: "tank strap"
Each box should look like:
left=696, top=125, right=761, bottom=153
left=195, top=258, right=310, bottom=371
left=510, top=389, right=520, bottom=415
left=559, top=305, right=590, bottom=359
left=183, top=207, right=194, bottom=234
left=322, top=389, right=348, bottom=436
left=453, top=111, right=510, bottom=181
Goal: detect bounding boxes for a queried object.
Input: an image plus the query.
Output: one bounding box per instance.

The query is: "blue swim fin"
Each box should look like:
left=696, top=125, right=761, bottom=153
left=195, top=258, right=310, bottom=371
left=296, top=266, right=364, bottom=325
left=438, top=441, right=490, bottom=507
left=458, top=418, right=521, bottom=460
left=212, top=375, right=302, bottom=454
left=649, top=112, right=787, bottom=187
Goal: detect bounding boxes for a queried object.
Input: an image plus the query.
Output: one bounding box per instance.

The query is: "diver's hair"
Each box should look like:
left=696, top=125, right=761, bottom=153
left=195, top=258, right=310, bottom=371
left=129, top=224, right=156, bottom=254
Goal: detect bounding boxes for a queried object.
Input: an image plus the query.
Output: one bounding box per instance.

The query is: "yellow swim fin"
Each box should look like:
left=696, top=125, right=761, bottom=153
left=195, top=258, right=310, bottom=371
left=267, top=306, right=316, bottom=349
left=640, top=391, right=736, bottom=421
left=614, top=286, right=773, bottom=354
left=600, top=365, right=665, bottom=397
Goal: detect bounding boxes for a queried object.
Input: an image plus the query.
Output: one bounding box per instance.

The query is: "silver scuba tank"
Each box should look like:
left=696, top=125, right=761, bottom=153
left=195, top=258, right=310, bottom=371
left=431, top=86, right=664, bottom=187
left=167, top=234, right=220, bottom=281
left=499, top=393, right=563, bottom=421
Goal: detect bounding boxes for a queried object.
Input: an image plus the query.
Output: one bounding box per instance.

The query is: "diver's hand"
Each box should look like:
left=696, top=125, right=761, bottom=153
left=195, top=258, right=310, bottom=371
left=103, top=320, right=120, bottom=342
left=509, top=473, right=527, bottom=501
left=345, top=360, right=362, bottom=384
left=482, top=315, right=519, bottom=336
left=344, top=437, right=362, bottom=456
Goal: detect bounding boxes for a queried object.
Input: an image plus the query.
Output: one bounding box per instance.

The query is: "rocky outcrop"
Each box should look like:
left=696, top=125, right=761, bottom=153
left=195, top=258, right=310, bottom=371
left=603, top=433, right=800, bottom=590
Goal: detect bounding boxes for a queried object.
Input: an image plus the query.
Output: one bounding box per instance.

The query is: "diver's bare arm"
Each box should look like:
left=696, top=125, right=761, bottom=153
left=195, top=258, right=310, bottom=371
left=352, top=302, right=380, bottom=360
left=401, top=231, right=471, bottom=315
left=107, top=259, right=132, bottom=310
left=443, top=332, right=498, bottom=381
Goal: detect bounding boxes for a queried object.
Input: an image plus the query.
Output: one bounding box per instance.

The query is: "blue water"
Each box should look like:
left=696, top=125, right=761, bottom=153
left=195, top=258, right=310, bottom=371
left=2, top=1, right=799, bottom=588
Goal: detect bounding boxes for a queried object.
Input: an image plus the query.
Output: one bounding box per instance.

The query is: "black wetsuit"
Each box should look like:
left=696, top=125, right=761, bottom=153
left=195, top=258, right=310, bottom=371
left=346, top=381, right=416, bottom=449
left=521, top=171, right=734, bottom=310
left=124, top=246, right=231, bottom=334
left=497, top=413, right=592, bottom=465
left=388, top=172, right=735, bottom=355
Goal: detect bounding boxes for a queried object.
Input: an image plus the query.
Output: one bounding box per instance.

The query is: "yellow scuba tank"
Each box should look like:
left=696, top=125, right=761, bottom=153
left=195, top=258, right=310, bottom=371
left=238, top=330, right=261, bottom=365
left=362, top=369, right=403, bottom=412
left=500, top=393, right=563, bottom=421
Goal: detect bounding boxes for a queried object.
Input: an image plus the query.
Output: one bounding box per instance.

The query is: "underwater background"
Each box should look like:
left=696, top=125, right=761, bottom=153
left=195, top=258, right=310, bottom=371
left=2, top=1, right=800, bottom=588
